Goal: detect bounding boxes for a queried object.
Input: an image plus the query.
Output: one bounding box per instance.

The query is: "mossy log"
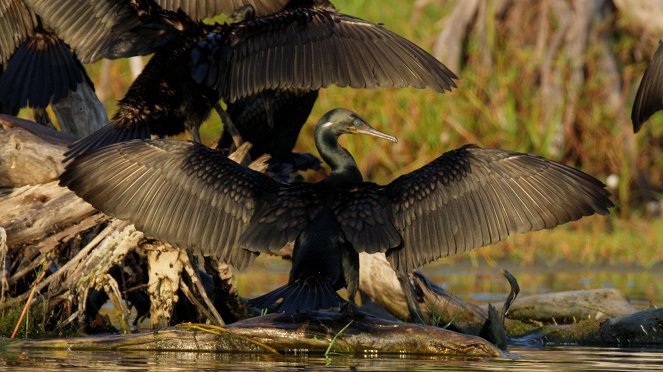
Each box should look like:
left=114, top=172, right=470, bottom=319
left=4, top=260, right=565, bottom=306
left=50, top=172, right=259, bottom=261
left=0, top=312, right=502, bottom=357
left=540, top=308, right=663, bottom=346
left=508, top=288, right=638, bottom=324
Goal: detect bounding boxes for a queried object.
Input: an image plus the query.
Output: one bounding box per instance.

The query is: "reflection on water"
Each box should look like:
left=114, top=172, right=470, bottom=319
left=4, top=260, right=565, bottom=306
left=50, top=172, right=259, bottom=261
left=2, top=347, right=663, bottom=371
left=239, top=256, right=663, bottom=308
left=4, top=261, right=662, bottom=371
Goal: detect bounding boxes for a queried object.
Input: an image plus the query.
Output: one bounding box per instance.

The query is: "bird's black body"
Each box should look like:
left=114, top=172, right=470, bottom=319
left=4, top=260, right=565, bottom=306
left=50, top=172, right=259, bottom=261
left=64, top=18, right=220, bottom=159
left=220, top=89, right=319, bottom=164
left=54, top=0, right=457, bottom=161
left=632, top=40, right=663, bottom=132
left=60, top=108, right=613, bottom=313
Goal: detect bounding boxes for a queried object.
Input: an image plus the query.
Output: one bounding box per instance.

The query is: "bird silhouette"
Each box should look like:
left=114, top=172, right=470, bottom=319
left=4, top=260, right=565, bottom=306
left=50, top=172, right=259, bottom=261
left=632, top=40, right=663, bottom=132
left=60, top=108, right=614, bottom=313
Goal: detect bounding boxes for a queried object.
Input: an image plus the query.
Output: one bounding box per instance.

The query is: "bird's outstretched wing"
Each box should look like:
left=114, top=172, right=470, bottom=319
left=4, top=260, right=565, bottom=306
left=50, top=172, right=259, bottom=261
left=0, top=30, right=89, bottom=109
left=336, top=145, right=613, bottom=273
left=193, top=5, right=457, bottom=102
left=24, top=0, right=173, bottom=63
left=632, top=41, right=663, bottom=132
left=60, top=140, right=321, bottom=269
left=0, top=0, right=36, bottom=64
left=155, top=0, right=290, bottom=19
left=60, top=140, right=277, bottom=270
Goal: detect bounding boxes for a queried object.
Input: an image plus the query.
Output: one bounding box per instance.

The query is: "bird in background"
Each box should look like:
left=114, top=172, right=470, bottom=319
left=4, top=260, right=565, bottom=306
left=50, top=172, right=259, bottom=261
left=48, top=0, right=457, bottom=163
left=60, top=108, right=614, bottom=314
left=0, top=0, right=287, bottom=123
left=0, top=0, right=92, bottom=124
left=632, top=39, right=663, bottom=132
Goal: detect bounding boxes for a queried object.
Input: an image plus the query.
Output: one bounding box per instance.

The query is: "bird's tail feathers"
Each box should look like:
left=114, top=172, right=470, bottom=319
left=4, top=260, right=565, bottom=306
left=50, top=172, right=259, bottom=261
left=248, top=278, right=345, bottom=314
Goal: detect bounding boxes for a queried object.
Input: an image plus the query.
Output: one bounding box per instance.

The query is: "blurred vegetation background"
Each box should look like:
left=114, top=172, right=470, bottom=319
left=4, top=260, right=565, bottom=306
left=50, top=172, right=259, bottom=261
left=20, top=0, right=663, bottom=267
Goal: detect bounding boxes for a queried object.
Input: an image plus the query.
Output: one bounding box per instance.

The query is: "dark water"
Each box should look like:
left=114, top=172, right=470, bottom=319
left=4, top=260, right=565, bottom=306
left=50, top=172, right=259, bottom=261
left=2, top=262, right=662, bottom=371
left=2, top=347, right=663, bottom=371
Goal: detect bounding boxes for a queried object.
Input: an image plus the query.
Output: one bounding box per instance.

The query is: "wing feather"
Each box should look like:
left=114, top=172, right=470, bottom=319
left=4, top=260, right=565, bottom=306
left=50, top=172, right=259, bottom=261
left=60, top=140, right=283, bottom=269
left=632, top=42, right=663, bottom=132
left=382, top=145, right=613, bottom=272
left=196, top=6, right=456, bottom=101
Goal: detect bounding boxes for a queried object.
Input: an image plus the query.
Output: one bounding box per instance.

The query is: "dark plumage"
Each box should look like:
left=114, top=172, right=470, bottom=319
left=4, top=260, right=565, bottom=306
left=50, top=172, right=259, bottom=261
left=632, top=40, right=663, bottom=132
left=0, top=1, right=90, bottom=114
left=0, top=0, right=288, bottom=117
left=60, top=108, right=614, bottom=313
left=58, top=0, right=457, bottom=160
left=219, top=88, right=319, bottom=163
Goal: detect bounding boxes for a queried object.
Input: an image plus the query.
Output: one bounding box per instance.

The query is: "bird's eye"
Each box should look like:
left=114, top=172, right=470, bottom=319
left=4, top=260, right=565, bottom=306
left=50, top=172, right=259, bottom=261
left=353, top=120, right=360, bottom=126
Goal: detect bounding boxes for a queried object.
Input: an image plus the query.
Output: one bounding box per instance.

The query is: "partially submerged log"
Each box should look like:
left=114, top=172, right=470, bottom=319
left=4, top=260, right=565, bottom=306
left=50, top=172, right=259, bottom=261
left=1, top=313, right=502, bottom=357
left=508, top=288, right=638, bottom=323
left=540, top=308, right=663, bottom=347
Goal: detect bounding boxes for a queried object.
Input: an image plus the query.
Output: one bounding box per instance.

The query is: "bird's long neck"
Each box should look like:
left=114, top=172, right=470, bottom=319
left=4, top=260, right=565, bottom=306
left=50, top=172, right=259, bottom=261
left=315, top=125, right=363, bottom=185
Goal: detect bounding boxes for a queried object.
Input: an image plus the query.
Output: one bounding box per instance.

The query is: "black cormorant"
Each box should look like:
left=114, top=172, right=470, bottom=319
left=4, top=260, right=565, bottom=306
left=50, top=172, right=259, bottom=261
left=632, top=40, right=663, bottom=132
left=0, top=0, right=282, bottom=120
left=60, top=108, right=614, bottom=313
left=218, top=88, right=320, bottom=174
left=48, top=0, right=456, bottom=160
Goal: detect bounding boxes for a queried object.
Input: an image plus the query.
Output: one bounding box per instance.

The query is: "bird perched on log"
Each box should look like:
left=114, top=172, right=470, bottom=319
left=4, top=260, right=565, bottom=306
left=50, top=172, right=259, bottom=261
left=60, top=108, right=614, bottom=314
left=44, top=0, right=457, bottom=160
left=632, top=40, right=663, bottom=132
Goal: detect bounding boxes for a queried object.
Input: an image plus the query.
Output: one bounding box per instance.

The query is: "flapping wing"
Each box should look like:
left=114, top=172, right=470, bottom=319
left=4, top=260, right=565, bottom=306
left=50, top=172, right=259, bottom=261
left=194, top=6, right=457, bottom=102
left=386, top=145, right=613, bottom=272
left=60, top=139, right=284, bottom=270
left=632, top=41, right=663, bottom=133
left=24, top=0, right=173, bottom=63
left=0, top=30, right=89, bottom=109
left=0, top=0, right=36, bottom=64
left=155, top=0, right=289, bottom=19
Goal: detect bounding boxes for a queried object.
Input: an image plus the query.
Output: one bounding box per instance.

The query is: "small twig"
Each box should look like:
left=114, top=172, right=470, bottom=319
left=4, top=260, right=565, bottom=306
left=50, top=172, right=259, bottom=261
left=182, top=252, right=225, bottom=326
left=0, top=227, right=8, bottom=304
left=0, top=220, right=128, bottom=311
left=179, top=281, right=219, bottom=325
left=11, top=267, right=47, bottom=338
left=325, top=320, right=354, bottom=358
left=215, top=103, right=244, bottom=149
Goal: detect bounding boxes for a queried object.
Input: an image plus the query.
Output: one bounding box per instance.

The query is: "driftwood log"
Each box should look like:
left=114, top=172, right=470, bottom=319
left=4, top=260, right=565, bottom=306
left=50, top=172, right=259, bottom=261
left=0, top=313, right=502, bottom=356
left=508, top=289, right=638, bottom=323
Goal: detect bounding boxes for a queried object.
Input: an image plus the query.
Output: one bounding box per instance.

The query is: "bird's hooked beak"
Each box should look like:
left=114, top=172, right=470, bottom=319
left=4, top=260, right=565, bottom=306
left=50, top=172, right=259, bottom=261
left=352, top=120, right=398, bottom=143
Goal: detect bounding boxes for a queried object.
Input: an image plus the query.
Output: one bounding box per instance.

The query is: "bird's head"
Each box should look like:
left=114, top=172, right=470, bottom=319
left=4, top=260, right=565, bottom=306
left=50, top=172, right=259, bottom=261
left=317, top=108, right=398, bottom=143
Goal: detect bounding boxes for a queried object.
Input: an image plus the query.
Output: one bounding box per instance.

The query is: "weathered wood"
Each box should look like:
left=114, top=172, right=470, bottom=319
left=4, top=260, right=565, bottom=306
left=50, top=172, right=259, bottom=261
left=51, top=81, right=108, bottom=138
left=358, top=253, right=507, bottom=335
left=358, top=253, right=409, bottom=320
left=508, top=288, right=638, bottom=323
left=0, top=115, right=73, bottom=187
left=1, top=313, right=502, bottom=356
left=0, top=182, right=96, bottom=249
left=541, top=308, right=663, bottom=346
